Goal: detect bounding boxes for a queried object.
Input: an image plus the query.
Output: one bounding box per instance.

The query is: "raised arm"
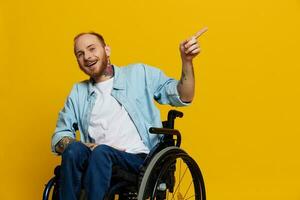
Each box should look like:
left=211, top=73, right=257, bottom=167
left=177, top=27, right=208, bottom=102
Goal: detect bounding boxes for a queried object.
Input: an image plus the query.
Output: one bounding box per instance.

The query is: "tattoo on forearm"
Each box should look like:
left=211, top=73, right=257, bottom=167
left=180, top=66, right=195, bottom=85
left=180, top=71, right=187, bottom=85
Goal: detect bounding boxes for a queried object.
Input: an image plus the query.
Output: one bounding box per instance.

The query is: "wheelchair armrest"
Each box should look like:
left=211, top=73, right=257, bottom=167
left=149, top=127, right=181, bottom=147
left=149, top=127, right=179, bottom=135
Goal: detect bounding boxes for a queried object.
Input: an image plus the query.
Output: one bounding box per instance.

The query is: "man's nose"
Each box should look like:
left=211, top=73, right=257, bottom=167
left=84, top=51, right=92, bottom=60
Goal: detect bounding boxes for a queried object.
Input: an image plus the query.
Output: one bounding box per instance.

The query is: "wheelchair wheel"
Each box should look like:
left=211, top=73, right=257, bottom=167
left=138, top=146, right=206, bottom=200
left=43, top=176, right=59, bottom=200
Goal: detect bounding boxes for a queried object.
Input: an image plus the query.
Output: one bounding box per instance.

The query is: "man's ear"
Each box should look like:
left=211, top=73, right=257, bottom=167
left=104, top=46, right=111, bottom=57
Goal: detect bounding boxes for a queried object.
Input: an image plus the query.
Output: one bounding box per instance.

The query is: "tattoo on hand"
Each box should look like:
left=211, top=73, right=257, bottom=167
left=55, top=137, right=76, bottom=154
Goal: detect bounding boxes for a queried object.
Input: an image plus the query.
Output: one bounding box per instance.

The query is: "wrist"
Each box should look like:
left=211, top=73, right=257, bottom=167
left=181, top=59, right=193, bottom=67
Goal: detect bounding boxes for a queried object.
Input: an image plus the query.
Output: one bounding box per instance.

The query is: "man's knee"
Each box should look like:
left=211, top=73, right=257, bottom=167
left=91, top=144, right=117, bottom=159
left=62, top=141, right=88, bottom=160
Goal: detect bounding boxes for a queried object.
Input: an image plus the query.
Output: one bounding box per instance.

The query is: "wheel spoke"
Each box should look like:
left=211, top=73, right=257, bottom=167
left=177, top=192, right=184, bottom=200
left=171, top=165, right=188, bottom=200
left=185, top=195, right=195, bottom=200
left=179, top=159, right=182, bottom=192
left=182, top=181, right=193, bottom=199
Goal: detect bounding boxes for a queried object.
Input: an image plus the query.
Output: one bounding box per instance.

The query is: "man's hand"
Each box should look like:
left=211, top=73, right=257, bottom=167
left=179, top=27, right=208, bottom=63
left=84, top=143, right=98, bottom=150
left=55, top=136, right=76, bottom=154
left=177, top=27, right=208, bottom=102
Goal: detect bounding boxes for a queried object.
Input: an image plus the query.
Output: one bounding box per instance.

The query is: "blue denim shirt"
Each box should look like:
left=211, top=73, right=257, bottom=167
left=51, top=63, right=189, bottom=153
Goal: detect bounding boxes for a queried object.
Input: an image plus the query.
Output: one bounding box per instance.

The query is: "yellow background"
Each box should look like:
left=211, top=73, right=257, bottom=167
left=1, top=0, right=300, bottom=199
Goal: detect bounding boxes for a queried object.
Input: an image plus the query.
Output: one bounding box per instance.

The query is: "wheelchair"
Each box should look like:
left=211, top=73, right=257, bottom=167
left=43, top=110, right=206, bottom=200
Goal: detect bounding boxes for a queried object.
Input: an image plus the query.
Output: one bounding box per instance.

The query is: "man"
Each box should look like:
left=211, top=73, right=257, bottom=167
left=51, top=27, right=207, bottom=200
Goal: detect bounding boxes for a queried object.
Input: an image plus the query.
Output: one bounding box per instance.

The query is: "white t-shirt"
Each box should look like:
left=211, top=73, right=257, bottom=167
left=88, top=78, right=149, bottom=154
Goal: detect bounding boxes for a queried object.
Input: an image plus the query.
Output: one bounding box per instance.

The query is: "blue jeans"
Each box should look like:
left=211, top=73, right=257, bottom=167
left=59, top=141, right=146, bottom=200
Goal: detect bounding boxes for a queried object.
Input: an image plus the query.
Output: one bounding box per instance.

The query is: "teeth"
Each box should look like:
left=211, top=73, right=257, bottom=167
left=87, top=61, right=97, bottom=67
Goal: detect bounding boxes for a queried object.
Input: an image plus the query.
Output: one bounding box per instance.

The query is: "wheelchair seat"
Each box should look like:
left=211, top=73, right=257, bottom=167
left=111, top=165, right=138, bottom=184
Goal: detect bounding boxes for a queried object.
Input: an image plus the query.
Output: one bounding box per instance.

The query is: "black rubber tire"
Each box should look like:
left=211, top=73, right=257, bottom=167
left=137, top=146, right=206, bottom=200
left=43, top=177, right=59, bottom=200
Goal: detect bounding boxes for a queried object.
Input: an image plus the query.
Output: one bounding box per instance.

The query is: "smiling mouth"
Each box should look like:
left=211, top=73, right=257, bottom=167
left=86, top=60, right=98, bottom=67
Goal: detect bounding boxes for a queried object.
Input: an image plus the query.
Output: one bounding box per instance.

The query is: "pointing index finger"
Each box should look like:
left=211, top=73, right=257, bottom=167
left=194, top=27, right=208, bottom=39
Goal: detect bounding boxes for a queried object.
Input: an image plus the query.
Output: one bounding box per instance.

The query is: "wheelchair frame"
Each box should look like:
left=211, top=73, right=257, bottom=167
left=43, top=110, right=206, bottom=200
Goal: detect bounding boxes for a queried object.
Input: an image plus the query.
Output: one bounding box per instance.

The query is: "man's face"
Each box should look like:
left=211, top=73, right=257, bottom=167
left=74, top=34, right=110, bottom=80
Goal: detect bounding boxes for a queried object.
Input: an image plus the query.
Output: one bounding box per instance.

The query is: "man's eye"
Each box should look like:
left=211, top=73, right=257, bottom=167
left=90, top=48, right=95, bottom=51
left=77, top=53, right=83, bottom=57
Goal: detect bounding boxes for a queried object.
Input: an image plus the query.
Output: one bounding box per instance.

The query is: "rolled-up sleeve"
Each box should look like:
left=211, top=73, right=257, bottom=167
left=51, top=86, right=78, bottom=154
left=144, top=64, right=191, bottom=107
